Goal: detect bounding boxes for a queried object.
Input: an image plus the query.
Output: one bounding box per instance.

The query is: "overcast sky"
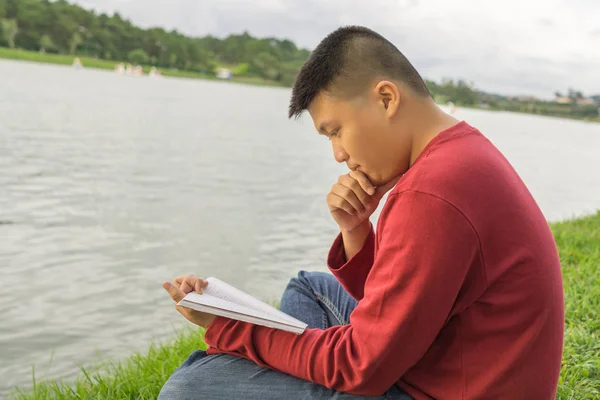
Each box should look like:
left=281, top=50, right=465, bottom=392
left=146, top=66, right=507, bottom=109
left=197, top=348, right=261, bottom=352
left=72, top=0, right=600, bottom=99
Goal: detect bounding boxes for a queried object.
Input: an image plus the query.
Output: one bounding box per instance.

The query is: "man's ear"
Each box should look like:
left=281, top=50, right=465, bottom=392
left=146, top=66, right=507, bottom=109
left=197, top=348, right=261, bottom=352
left=375, top=81, right=400, bottom=117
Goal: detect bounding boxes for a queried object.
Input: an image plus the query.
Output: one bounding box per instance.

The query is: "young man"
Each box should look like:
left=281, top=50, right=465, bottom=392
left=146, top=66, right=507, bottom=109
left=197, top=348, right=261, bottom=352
left=160, top=26, right=564, bottom=399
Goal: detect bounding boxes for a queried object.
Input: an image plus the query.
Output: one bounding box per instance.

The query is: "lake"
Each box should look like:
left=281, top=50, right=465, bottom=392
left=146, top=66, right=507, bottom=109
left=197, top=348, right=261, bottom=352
left=1, top=59, right=599, bottom=395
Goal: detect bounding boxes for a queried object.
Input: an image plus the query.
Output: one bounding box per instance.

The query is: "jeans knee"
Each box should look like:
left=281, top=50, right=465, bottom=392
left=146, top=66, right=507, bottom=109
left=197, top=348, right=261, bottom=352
left=298, top=270, right=335, bottom=290
left=158, top=351, right=212, bottom=399
left=283, top=270, right=313, bottom=294
left=158, top=369, right=187, bottom=400
left=282, top=271, right=334, bottom=301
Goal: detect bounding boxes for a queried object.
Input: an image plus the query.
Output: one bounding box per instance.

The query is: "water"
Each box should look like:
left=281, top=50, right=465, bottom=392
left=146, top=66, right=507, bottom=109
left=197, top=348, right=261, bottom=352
left=1, top=59, right=599, bottom=395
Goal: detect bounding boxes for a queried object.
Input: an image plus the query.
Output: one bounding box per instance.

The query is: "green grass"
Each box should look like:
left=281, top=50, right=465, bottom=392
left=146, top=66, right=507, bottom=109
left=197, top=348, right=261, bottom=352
left=8, top=211, right=600, bottom=399
left=0, top=47, right=117, bottom=69
left=0, top=47, right=281, bottom=87
left=552, top=212, right=600, bottom=399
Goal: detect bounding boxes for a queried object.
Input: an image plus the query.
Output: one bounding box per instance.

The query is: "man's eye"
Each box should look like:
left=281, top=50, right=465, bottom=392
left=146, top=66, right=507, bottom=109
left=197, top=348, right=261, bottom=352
left=329, top=130, right=339, bottom=139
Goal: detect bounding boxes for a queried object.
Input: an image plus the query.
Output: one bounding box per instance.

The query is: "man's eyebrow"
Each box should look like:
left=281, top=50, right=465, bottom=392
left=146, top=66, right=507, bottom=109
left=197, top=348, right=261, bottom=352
left=318, top=121, right=333, bottom=134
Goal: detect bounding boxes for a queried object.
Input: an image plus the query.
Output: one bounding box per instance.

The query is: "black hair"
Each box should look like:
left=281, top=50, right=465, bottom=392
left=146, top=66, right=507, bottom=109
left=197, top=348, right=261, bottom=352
left=288, top=25, right=431, bottom=119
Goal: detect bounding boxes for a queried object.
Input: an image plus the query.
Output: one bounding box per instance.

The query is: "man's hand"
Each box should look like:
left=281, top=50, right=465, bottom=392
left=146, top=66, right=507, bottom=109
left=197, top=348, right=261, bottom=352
left=327, top=171, right=402, bottom=232
left=163, top=275, right=216, bottom=329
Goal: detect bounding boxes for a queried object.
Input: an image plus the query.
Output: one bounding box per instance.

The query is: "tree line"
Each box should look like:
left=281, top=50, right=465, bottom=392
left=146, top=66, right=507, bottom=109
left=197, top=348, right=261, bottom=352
left=0, top=0, right=310, bottom=85
left=1, top=0, right=597, bottom=118
left=0, top=0, right=488, bottom=102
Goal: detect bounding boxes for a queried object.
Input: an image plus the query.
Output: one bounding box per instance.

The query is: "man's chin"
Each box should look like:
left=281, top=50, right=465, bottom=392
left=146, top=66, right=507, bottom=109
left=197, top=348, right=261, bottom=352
left=361, top=169, right=399, bottom=187
left=371, top=174, right=402, bottom=188
left=366, top=174, right=385, bottom=187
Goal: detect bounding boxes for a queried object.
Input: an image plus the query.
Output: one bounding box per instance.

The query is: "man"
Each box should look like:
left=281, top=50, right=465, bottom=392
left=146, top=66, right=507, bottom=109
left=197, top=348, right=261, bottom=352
left=160, top=26, right=564, bottom=399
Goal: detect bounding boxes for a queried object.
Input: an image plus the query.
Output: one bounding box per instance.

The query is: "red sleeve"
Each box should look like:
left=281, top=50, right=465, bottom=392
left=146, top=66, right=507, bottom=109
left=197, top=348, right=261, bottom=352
left=326, top=223, right=375, bottom=301
left=204, top=191, right=481, bottom=396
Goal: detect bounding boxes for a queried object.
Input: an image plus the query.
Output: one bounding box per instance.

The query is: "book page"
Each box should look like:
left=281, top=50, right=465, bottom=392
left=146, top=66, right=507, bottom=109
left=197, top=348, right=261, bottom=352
left=181, top=291, right=293, bottom=325
left=178, top=298, right=305, bottom=334
left=201, top=277, right=305, bottom=327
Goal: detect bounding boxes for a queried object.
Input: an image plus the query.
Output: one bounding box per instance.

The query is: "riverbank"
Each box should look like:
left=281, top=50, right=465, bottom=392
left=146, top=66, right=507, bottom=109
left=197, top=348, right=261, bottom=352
left=2, top=48, right=599, bottom=124
left=8, top=211, right=600, bottom=399
left=0, top=47, right=281, bottom=87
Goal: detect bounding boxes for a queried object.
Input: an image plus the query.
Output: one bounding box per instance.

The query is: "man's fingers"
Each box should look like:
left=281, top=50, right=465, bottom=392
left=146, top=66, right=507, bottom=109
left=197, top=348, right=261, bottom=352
left=163, top=281, right=186, bottom=303
left=174, top=274, right=194, bottom=285
left=183, top=276, right=204, bottom=294
left=339, top=174, right=372, bottom=209
left=348, top=171, right=376, bottom=195
left=194, top=279, right=208, bottom=293
left=173, top=275, right=208, bottom=294
left=327, top=192, right=357, bottom=215
left=331, top=184, right=365, bottom=212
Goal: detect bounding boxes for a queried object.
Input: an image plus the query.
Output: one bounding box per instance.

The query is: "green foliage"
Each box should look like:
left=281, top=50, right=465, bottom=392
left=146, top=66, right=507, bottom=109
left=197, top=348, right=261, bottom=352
left=38, top=33, right=53, bottom=53
left=69, top=31, right=81, bottom=55
left=426, top=78, right=479, bottom=106
left=0, top=0, right=309, bottom=84
left=0, top=47, right=280, bottom=87
left=425, top=79, right=599, bottom=121
left=249, top=51, right=281, bottom=80
left=127, top=48, right=148, bottom=65
left=486, top=100, right=599, bottom=120
left=8, top=212, right=600, bottom=399
left=233, top=62, right=249, bottom=76
left=0, top=0, right=596, bottom=122
left=551, top=211, right=600, bottom=399
left=1, top=18, right=17, bottom=48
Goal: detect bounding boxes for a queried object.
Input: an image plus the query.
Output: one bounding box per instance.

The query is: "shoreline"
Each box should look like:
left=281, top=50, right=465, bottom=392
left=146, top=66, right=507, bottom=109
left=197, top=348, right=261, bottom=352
left=8, top=210, right=600, bottom=399
left=1, top=48, right=598, bottom=124
left=0, top=48, right=282, bottom=88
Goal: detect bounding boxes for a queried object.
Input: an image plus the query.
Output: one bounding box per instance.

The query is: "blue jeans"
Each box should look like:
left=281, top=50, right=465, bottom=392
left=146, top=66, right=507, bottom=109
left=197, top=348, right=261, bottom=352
left=158, top=271, right=412, bottom=399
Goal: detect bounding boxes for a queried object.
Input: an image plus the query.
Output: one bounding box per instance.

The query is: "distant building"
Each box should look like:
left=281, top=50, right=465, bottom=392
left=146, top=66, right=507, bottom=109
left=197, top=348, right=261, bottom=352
left=555, top=96, right=571, bottom=104
left=516, top=96, right=538, bottom=102
left=575, top=97, right=595, bottom=106
left=554, top=94, right=595, bottom=106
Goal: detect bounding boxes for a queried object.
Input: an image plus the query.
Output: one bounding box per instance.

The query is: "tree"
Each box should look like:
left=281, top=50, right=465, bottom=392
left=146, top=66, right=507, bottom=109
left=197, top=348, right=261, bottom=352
left=233, top=62, right=248, bottom=76
left=1, top=18, right=17, bottom=48
left=39, top=34, right=54, bottom=53
left=249, top=51, right=281, bottom=81
left=567, top=88, right=584, bottom=103
left=0, top=0, right=313, bottom=84
left=169, top=52, right=177, bottom=68
left=128, top=48, right=148, bottom=65
left=69, top=31, right=82, bottom=54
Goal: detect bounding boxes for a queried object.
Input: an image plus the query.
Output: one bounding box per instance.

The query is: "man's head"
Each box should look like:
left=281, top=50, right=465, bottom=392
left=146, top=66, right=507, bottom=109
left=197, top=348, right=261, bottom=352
left=289, top=26, right=435, bottom=186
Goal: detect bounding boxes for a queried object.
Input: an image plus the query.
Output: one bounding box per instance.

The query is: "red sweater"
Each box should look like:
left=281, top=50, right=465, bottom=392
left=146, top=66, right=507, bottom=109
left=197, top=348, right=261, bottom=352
left=204, top=121, right=564, bottom=399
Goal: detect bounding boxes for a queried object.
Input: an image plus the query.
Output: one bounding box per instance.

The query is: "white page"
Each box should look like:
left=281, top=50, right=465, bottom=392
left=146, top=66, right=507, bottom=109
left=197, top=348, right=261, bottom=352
left=202, top=277, right=306, bottom=327
left=178, top=299, right=305, bottom=334
left=181, top=291, right=295, bottom=325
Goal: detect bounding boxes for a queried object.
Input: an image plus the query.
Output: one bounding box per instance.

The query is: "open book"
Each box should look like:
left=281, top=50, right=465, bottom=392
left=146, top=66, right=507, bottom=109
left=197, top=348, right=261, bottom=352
left=177, top=277, right=308, bottom=334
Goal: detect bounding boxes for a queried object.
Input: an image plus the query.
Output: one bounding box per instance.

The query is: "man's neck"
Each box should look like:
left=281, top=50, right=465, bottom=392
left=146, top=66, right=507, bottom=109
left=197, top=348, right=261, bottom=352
left=408, top=101, right=460, bottom=167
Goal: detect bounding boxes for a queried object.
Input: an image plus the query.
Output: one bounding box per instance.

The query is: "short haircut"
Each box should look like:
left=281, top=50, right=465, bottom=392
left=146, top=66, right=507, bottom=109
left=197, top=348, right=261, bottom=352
left=288, top=25, right=431, bottom=119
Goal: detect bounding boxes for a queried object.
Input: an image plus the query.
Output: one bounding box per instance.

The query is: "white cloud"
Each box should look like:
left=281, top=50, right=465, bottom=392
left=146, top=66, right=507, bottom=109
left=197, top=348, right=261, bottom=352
left=72, top=0, right=600, bottom=98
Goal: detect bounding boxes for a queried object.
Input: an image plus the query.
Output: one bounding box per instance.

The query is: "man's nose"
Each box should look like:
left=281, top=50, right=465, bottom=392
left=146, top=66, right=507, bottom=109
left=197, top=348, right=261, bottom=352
left=333, top=143, right=348, bottom=163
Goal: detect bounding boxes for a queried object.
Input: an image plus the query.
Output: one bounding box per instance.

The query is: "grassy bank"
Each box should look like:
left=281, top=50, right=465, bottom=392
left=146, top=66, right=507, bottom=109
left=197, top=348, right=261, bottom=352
left=10, top=328, right=207, bottom=399
left=0, top=47, right=281, bottom=87
left=9, top=211, right=600, bottom=399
